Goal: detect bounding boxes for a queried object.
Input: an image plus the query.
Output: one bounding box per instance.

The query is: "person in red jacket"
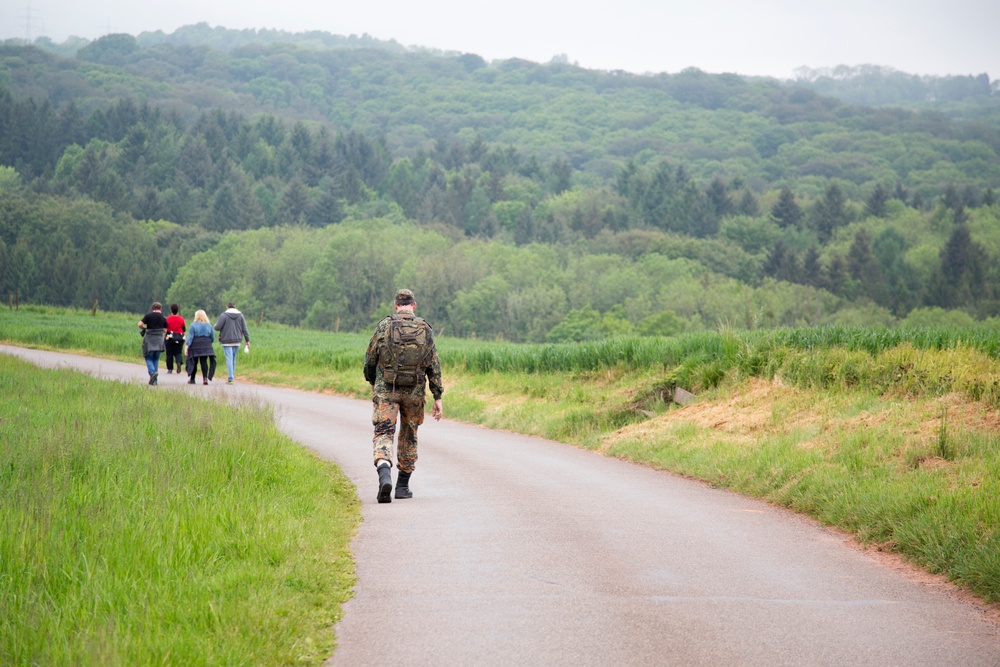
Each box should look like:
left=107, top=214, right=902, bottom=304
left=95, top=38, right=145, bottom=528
left=165, top=303, right=186, bottom=374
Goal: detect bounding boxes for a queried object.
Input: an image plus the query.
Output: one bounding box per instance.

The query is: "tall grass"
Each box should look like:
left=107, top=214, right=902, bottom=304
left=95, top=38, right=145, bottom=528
left=447, top=326, right=1000, bottom=407
left=0, top=354, right=360, bottom=666
left=445, top=331, right=741, bottom=374
left=450, top=325, right=1000, bottom=374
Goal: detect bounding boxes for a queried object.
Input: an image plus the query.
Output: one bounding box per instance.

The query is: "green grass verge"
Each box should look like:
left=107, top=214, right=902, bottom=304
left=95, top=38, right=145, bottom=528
left=0, top=354, right=360, bottom=666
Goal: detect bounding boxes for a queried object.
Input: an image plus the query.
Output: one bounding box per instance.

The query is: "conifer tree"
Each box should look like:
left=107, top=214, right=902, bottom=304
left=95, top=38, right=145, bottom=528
left=770, top=187, right=803, bottom=229
left=813, top=184, right=850, bottom=242
left=864, top=184, right=889, bottom=218
left=736, top=190, right=759, bottom=217
left=847, top=227, right=889, bottom=305
left=705, top=177, right=732, bottom=218
left=802, top=246, right=824, bottom=288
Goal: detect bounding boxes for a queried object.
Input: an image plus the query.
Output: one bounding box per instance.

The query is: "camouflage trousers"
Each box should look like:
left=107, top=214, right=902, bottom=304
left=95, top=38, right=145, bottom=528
left=372, top=392, right=425, bottom=473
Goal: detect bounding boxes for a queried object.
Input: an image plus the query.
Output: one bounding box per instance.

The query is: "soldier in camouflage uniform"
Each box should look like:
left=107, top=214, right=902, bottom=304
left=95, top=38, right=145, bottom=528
left=364, top=289, right=444, bottom=503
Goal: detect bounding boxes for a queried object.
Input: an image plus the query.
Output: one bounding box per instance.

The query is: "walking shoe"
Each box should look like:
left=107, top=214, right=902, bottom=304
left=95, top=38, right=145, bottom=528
left=377, top=464, right=392, bottom=503
left=149, top=372, right=158, bottom=385
left=188, top=378, right=195, bottom=384
left=395, top=470, right=413, bottom=499
left=204, top=379, right=209, bottom=385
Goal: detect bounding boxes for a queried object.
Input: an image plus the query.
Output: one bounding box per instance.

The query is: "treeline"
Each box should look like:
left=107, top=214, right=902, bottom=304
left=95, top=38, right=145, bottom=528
left=1, top=32, right=1000, bottom=339
left=164, top=218, right=846, bottom=340
left=794, top=65, right=997, bottom=110
left=0, top=178, right=216, bottom=310
left=139, top=213, right=1000, bottom=341
left=26, top=22, right=409, bottom=61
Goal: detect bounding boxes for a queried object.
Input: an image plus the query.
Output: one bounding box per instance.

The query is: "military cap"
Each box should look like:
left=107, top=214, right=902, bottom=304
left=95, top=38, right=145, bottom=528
left=395, top=288, right=415, bottom=304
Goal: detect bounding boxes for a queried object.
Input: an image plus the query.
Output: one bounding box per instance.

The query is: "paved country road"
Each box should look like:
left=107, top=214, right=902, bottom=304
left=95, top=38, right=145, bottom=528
left=4, top=345, right=999, bottom=666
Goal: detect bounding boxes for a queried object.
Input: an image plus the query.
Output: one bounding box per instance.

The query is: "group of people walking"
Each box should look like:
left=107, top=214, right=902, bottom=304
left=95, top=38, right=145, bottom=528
left=140, top=288, right=446, bottom=507
left=138, top=301, right=251, bottom=386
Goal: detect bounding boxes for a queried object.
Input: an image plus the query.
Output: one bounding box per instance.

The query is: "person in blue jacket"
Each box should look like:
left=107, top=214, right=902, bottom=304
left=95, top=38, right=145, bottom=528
left=184, top=310, right=217, bottom=385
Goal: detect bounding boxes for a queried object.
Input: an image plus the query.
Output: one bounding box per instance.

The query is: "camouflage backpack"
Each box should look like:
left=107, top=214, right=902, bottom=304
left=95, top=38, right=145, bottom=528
left=379, top=315, right=431, bottom=388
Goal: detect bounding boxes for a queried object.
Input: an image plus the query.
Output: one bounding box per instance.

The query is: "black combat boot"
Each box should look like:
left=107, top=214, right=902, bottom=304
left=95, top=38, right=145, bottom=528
left=377, top=464, right=392, bottom=503
left=395, top=470, right=413, bottom=499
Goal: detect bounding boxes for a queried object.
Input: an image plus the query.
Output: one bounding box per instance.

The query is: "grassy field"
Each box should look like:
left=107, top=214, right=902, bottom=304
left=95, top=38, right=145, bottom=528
left=0, top=352, right=359, bottom=666
left=2, top=304, right=999, bottom=627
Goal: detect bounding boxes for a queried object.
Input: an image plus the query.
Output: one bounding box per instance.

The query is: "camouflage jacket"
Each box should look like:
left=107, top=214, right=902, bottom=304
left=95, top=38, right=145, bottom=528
left=364, top=313, right=444, bottom=399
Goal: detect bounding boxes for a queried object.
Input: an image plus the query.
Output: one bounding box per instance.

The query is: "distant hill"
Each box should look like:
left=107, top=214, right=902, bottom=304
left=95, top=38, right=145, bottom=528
left=21, top=24, right=999, bottom=113
left=4, top=27, right=999, bottom=191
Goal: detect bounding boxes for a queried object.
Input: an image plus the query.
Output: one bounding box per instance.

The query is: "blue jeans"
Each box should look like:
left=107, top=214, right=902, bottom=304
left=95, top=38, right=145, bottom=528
left=145, top=352, right=161, bottom=377
left=223, top=345, right=239, bottom=382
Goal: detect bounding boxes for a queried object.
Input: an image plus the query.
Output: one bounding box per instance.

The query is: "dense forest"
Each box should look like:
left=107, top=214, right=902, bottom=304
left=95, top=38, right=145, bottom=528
left=1, top=26, right=999, bottom=341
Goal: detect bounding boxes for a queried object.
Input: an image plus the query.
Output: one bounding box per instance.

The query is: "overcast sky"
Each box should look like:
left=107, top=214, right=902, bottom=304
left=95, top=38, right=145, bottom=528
left=2, top=0, right=997, bottom=79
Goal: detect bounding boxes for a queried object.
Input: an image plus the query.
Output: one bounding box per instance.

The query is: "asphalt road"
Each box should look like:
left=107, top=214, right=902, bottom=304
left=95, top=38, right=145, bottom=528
left=4, top=345, right=999, bottom=666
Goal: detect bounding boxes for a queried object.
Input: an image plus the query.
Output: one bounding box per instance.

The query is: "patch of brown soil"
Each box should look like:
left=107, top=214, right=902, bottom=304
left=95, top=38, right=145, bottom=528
left=894, top=393, right=1000, bottom=462
left=929, top=393, right=1000, bottom=431
left=604, top=377, right=817, bottom=451
left=603, top=379, right=1000, bottom=457
left=674, top=377, right=797, bottom=433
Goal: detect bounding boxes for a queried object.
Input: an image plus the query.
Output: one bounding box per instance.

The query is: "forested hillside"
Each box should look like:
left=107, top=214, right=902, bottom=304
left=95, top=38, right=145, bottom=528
left=2, top=27, right=999, bottom=341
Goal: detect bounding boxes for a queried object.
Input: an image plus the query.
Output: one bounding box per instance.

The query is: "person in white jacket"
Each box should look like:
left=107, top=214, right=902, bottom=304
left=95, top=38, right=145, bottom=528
left=214, top=301, right=251, bottom=384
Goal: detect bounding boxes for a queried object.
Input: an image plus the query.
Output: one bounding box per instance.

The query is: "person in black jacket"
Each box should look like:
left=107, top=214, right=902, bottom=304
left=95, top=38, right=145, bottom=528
left=137, top=301, right=168, bottom=385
